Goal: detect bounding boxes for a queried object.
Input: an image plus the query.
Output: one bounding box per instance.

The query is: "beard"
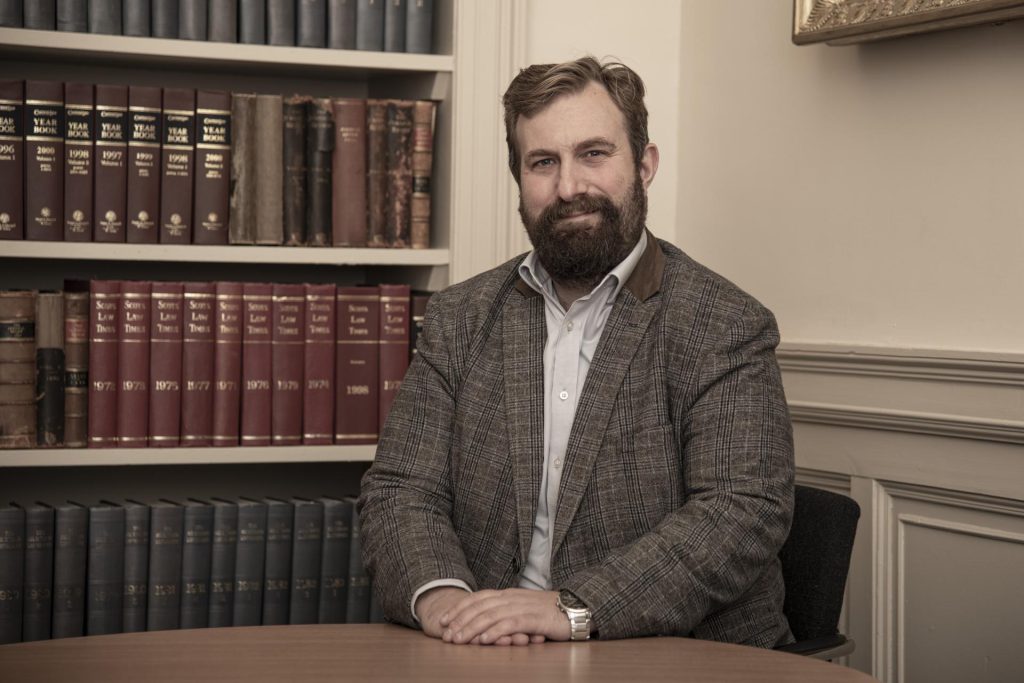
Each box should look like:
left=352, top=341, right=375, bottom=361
left=519, top=174, right=647, bottom=292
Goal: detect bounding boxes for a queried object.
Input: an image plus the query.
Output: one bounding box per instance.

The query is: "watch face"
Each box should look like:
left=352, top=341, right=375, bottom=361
left=559, top=590, right=585, bottom=609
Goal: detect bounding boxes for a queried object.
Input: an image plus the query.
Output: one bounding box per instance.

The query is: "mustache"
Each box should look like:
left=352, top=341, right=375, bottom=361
left=540, top=195, right=618, bottom=224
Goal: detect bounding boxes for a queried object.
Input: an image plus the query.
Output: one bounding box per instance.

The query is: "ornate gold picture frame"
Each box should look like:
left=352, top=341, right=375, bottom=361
left=793, top=0, right=1024, bottom=45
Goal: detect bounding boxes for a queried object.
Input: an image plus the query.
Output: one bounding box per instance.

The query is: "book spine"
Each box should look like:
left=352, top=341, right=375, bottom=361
left=116, top=281, right=152, bottom=448
left=306, top=98, right=334, bottom=247
left=208, top=0, right=238, bottom=42
left=297, top=0, right=326, bottom=47
left=52, top=502, right=87, bottom=638
left=63, top=291, right=89, bottom=447
left=149, top=282, right=184, bottom=448
left=410, top=100, right=435, bottom=249
left=35, top=292, right=65, bottom=447
left=126, top=86, right=162, bottom=244
left=334, top=287, right=378, bottom=445
left=303, top=284, right=335, bottom=445
left=261, top=499, right=293, bottom=625
left=232, top=499, right=266, bottom=626
left=86, top=503, right=125, bottom=635
left=317, top=497, right=351, bottom=622
left=152, top=0, right=180, bottom=38
left=123, top=0, right=151, bottom=36
left=228, top=93, right=255, bottom=244
left=344, top=500, right=370, bottom=623
left=0, top=291, right=36, bottom=449
left=282, top=95, right=308, bottom=247
left=94, top=84, right=129, bottom=242
left=22, top=504, right=54, bottom=642
left=122, top=501, right=149, bottom=632
left=180, top=501, right=213, bottom=629
left=378, top=284, right=410, bottom=429
left=181, top=282, right=215, bottom=447
left=212, top=282, right=243, bottom=446
left=288, top=498, right=322, bottom=624
left=88, top=0, right=123, bottom=34
left=240, top=283, right=272, bottom=446
left=327, top=0, right=356, bottom=49
left=355, top=0, right=383, bottom=51
left=365, top=100, right=387, bottom=247
left=0, top=505, right=25, bottom=644
left=405, top=0, right=432, bottom=54
left=25, top=80, right=64, bottom=242
left=159, top=88, right=196, bottom=244
left=331, top=98, right=366, bottom=247
left=28, top=0, right=58, bottom=29
left=208, top=499, right=237, bottom=627
left=179, top=0, right=208, bottom=40
left=383, top=0, right=404, bottom=52
left=271, top=283, right=304, bottom=446
left=0, top=1, right=21, bottom=27
left=192, top=90, right=231, bottom=245
left=87, top=280, right=119, bottom=448
left=239, top=0, right=265, bottom=44
left=254, top=94, right=284, bottom=245
left=385, top=100, right=413, bottom=247
left=0, top=80, right=24, bottom=240
left=147, top=501, right=184, bottom=631
left=63, top=82, right=94, bottom=242
left=267, top=0, right=295, bottom=45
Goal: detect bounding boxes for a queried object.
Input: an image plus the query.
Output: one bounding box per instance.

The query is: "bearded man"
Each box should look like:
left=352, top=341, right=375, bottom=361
left=359, top=56, right=795, bottom=648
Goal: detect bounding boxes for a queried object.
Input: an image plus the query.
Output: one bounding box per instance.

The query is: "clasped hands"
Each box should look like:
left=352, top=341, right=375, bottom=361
left=417, top=587, right=571, bottom=646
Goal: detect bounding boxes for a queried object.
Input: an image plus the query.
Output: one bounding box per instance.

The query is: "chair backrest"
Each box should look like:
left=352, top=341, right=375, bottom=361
left=778, top=485, right=861, bottom=642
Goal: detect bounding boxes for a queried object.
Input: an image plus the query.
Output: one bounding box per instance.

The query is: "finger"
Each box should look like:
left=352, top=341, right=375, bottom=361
left=531, top=634, right=546, bottom=644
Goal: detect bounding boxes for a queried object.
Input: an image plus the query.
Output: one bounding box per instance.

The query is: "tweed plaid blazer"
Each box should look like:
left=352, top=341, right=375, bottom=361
left=359, top=234, right=795, bottom=647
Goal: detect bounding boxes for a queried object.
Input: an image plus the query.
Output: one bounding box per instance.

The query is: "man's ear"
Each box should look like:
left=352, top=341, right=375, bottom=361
left=639, top=143, right=659, bottom=189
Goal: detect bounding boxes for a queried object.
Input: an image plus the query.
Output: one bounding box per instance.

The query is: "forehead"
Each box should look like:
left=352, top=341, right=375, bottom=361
left=515, top=82, right=629, bottom=152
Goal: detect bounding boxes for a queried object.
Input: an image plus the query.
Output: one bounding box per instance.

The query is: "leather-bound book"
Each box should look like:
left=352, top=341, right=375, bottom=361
left=147, top=500, right=184, bottom=631
left=121, top=499, right=149, bottom=632
left=405, top=0, right=432, bottom=54
left=232, top=497, right=267, bottom=626
left=0, top=291, right=36, bottom=449
left=331, top=98, right=366, bottom=247
left=378, top=283, right=410, bottom=430
left=152, top=0, right=179, bottom=37
left=355, top=0, right=383, bottom=51
left=410, top=100, right=435, bottom=249
left=282, top=95, right=308, bottom=246
left=303, top=283, right=335, bottom=445
left=306, top=98, right=333, bottom=247
left=27, top=0, right=57, bottom=29
left=207, top=498, right=237, bottom=627
left=86, top=501, right=125, bottom=635
left=35, top=291, right=65, bottom=447
left=193, top=90, right=231, bottom=245
left=180, top=499, right=213, bottom=629
left=334, top=286, right=378, bottom=445
left=94, top=84, right=129, bottom=243
left=25, top=80, right=64, bottom=242
left=212, top=281, right=243, bottom=446
left=63, top=287, right=89, bottom=448
left=51, top=501, right=87, bottom=639
left=297, top=0, right=326, bottom=47
left=159, top=88, right=196, bottom=244
left=208, top=0, right=238, bottom=42
left=0, top=1, right=22, bottom=27
left=317, top=496, right=351, bottom=622
left=327, top=0, right=356, bottom=49
left=254, top=94, right=284, bottom=245
left=288, top=497, right=322, bottom=624
left=261, top=498, right=293, bottom=625
left=123, top=0, right=151, bottom=36
left=149, top=282, right=184, bottom=448
left=87, top=0, right=122, bottom=34
left=228, top=93, right=256, bottom=244
left=0, top=503, right=25, bottom=644
left=344, top=497, right=370, bottom=623
left=239, top=0, right=265, bottom=44
left=126, top=86, right=162, bottom=244
left=87, top=280, right=119, bottom=448
left=181, top=282, right=215, bottom=447
left=0, top=80, right=24, bottom=240
left=383, top=0, right=404, bottom=52
left=271, top=283, right=304, bottom=446
left=179, top=0, right=208, bottom=40
left=63, top=82, right=94, bottom=242
left=267, top=0, right=295, bottom=45
left=116, top=281, right=151, bottom=448
left=384, top=100, right=413, bottom=247
left=21, top=502, right=55, bottom=642
left=365, top=99, right=387, bottom=246
left=240, top=282, right=273, bottom=447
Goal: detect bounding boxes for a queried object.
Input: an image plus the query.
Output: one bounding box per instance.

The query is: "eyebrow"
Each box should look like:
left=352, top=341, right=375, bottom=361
left=523, top=137, right=619, bottom=163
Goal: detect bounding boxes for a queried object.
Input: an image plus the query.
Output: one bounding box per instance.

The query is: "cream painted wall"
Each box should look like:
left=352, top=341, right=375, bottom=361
left=677, top=2, right=1024, bottom=355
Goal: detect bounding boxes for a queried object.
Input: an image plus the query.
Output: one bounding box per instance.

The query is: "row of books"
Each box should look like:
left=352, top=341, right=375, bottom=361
left=0, top=495, right=385, bottom=645
left=0, top=80, right=437, bottom=248
left=0, top=0, right=435, bottom=54
left=0, top=282, right=430, bottom=450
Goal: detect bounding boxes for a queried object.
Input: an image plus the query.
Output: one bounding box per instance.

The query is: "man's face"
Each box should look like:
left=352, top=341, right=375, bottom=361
left=515, top=82, right=658, bottom=289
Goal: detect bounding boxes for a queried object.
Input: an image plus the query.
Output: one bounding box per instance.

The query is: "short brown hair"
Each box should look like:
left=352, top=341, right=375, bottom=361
left=502, top=56, right=649, bottom=184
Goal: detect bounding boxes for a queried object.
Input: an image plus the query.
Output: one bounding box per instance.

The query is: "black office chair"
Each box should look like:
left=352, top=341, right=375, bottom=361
left=775, top=484, right=860, bottom=660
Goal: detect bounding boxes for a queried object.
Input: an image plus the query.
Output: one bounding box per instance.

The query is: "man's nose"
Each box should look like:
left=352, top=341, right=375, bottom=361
left=556, top=162, right=587, bottom=202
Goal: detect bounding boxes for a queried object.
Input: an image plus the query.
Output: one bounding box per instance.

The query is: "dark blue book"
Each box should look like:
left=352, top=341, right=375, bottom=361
left=179, top=0, right=208, bottom=40
left=383, top=0, right=404, bottom=52
left=208, top=0, right=237, bottom=42
left=232, top=498, right=267, bottom=626
left=0, top=0, right=22, bottom=27
left=355, top=0, right=383, bottom=51
left=146, top=500, right=184, bottom=631
left=267, top=0, right=294, bottom=45
left=208, top=498, right=238, bottom=627
left=21, top=503, right=54, bottom=642
left=152, top=0, right=179, bottom=37
left=317, top=496, right=352, bottom=623
left=288, top=497, right=323, bottom=624
left=0, top=503, right=25, bottom=644
left=28, top=0, right=57, bottom=29
left=88, top=0, right=123, bottom=34
left=52, top=501, right=87, bottom=639
left=261, top=498, right=293, bottom=625
left=327, top=0, right=355, bottom=49
left=180, top=499, right=214, bottom=629
left=121, top=500, right=149, bottom=632
left=344, top=496, right=370, bottom=623
left=239, top=0, right=265, bottom=44
left=297, top=0, right=326, bottom=48
left=405, top=0, right=431, bottom=54
left=123, top=0, right=150, bottom=36
left=86, top=501, right=125, bottom=635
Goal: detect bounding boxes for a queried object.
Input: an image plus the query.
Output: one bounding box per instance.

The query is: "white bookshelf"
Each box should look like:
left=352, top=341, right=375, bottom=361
left=0, top=445, right=375, bottom=468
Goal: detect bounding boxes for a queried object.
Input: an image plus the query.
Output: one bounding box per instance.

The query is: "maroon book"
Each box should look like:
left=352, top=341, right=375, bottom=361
left=331, top=99, right=367, bottom=247
left=63, top=82, right=94, bottom=242
left=271, top=283, right=304, bottom=446
left=0, top=80, right=25, bottom=240
left=25, top=80, right=64, bottom=241
left=241, top=283, right=273, bottom=447
left=193, top=90, right=231, bottom=245
left=94, top=84, right=129, bottom=243
left=378, top=284, right=411, bottom=431
left=88, top=280, right=120, bottom=448
left=126, top=86, right=162, bottom=244
left=334, top=286, right=379, bottom=445
left=212, top=282, right=243, bottom=447
left=117, top=281, right=152, bottom=448
left=181, top=282, right=216, bottom=446
left=149, top=282, right=184, bottom=447
left=303, top=284, right=335, bottom=445
left=159, top=88, right=196, bottom=244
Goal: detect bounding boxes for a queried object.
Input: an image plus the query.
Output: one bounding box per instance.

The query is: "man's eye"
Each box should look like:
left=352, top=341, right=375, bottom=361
left=584, top=149, right=607, bottom=158
left=533, top=158, right=554, bottom=168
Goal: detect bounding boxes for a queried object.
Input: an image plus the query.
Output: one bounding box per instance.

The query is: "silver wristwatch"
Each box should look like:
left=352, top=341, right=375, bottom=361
left=556, top=589, right=592, bottom=641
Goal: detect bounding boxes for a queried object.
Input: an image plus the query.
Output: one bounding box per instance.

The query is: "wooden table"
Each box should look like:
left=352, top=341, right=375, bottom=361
left=0, top=624, right=877, bottom=682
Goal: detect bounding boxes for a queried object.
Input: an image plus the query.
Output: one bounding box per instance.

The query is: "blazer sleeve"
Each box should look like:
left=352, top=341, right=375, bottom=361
left=565, top=301, right=795, bottom=640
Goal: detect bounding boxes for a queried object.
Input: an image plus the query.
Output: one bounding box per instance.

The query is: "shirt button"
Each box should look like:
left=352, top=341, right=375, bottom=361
left=567, top=321, right=574, bottom=331
left=554, top=458, right=563, bottom=468
left=559, top=390, right=569, bottom=401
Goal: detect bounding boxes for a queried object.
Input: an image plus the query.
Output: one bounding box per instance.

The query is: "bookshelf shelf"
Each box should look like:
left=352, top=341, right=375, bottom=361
left=0, top=445, right=376, bottom=467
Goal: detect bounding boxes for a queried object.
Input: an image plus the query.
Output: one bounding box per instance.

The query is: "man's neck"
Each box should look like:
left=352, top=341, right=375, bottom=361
left=551, top=280, right=594, bottom=310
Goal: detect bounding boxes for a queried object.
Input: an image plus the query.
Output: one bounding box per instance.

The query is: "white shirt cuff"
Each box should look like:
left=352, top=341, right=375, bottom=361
left=411, top=579, right=473, bottom=623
